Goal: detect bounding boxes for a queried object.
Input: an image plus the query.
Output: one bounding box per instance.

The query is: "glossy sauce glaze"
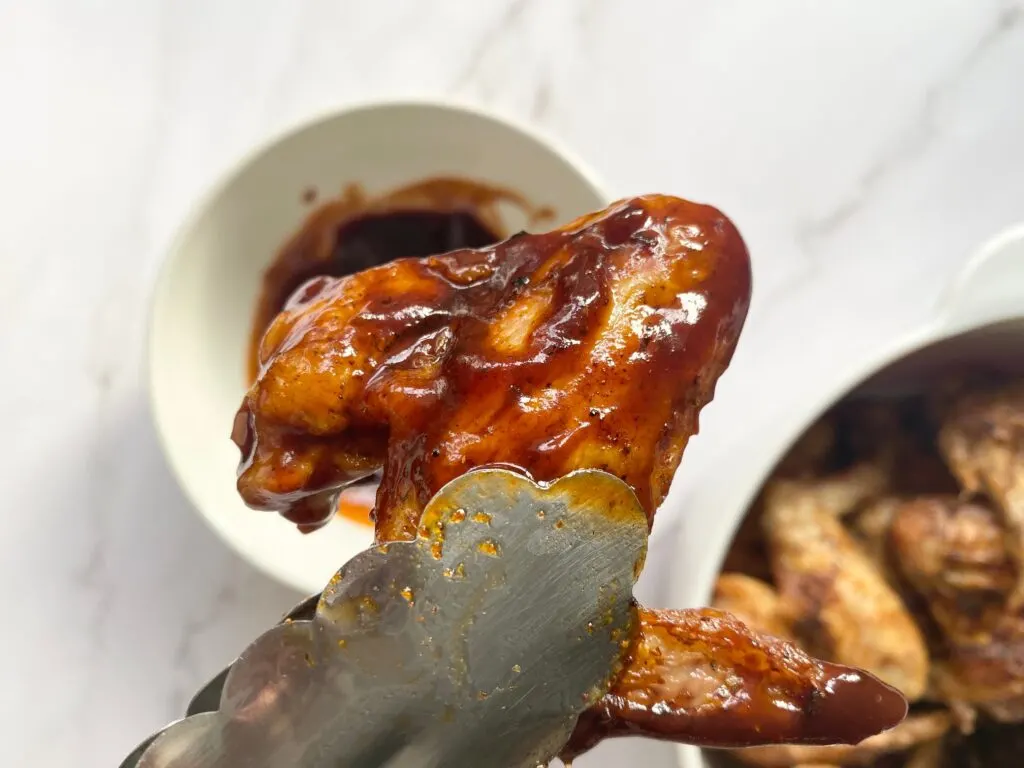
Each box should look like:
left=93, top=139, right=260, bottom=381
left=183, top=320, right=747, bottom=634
left=562, top=608, right=907, bottom=760
left=235, top=194, right=752, bottom=540
left=248, top=177, right=551, bottom=381
left=248, top=178, right=549, bottom=524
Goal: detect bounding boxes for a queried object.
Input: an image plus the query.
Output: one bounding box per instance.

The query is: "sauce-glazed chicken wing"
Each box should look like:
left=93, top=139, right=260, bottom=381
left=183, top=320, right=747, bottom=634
left=235, top=195, right=750, bottom=539
left=889, top=496, right=1024, bottom=723
left=233, top=196, right=906, bottom=755
left=709, top=572, right=936, bottom=768
left=938, top=381, right=1024, bottom=608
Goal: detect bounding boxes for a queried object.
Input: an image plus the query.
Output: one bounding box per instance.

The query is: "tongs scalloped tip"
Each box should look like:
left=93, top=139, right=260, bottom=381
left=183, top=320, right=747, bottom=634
left=123, top=468, right=648, bottom=768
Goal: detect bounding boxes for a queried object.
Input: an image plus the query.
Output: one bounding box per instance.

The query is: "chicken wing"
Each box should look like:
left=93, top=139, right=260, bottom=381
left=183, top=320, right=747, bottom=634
left=885, top=493, right=1024, bottom=723
left=764, top=478, right=930, bottom=700
left=710, top=574, right=909, bottom=768
left=938, top=380, right=1024, bottom=607
left=235, top=195, right=751, bottom=539
left=889, top=496, right=1015, bottom=640
left=563, top=609, right=907, bottom=759
left=777, top=460, right=890, bottom=519
left=234, top=196, right=907, bottom=754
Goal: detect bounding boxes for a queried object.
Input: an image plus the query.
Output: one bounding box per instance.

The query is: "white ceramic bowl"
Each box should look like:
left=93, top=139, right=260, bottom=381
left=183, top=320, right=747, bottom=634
left=148, top=100, right=608, bottom=595
left=669, top=225, right=1024, bottom=768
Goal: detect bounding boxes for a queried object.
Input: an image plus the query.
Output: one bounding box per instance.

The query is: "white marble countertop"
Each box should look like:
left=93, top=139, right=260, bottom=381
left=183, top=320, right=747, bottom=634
left=3, top=1, right=1024, bottom=766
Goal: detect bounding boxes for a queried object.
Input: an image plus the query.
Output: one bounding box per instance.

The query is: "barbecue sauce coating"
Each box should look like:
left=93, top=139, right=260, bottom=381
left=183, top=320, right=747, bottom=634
left=248, top=178, right=532, bottom=381
left=233, top=195, right=909, bottom=754
left=235, top=194, right=751, bottom=539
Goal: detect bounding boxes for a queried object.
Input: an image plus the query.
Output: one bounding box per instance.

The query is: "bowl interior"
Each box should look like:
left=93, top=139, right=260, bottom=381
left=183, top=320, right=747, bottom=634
left=149, top=102, right=608, bottom=594
left=674, top=317, right=1024, bottom=768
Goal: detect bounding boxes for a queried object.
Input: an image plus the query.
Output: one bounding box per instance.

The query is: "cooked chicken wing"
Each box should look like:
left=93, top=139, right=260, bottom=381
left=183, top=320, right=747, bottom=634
left=938, top=381, right=1024, bottom=607
left=710, top=573, right=918, bottom=768
left=889, top=496, right=1015, bottom=640
left=779, top=460, right=890, bottom=519
left=764, top=478, right=930, bottom=700
left=711, top=574, right=906, bottom=768
left=234, top=196, right=909, bottom=754
left=890, top=496, right=1024, bottom=723
left=563, top=609, right=906, bottom=759
left=234, top=195, right=752, bottom=540
left=710, top=380, right=1024, bottom=766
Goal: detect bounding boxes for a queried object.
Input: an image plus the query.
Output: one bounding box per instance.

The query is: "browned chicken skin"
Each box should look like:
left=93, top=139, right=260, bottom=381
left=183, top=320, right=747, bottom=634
left=889, top=496, right=1024, bottom=723
left=710, top=572, right=942, bottom=768
left=938, top=381, right=1024, bottom=608
left=234, top=196, right=906, bottom=754
left=889, top=496, right=1015, bottom=640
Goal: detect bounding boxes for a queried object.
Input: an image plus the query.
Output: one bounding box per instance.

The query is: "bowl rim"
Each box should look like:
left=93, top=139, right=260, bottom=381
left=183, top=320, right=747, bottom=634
left=145, top=97, right=611, bottom=592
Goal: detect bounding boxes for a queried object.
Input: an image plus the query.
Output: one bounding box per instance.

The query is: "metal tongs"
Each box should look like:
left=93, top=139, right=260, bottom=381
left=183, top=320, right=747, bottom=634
left=120, top=468, right=650, bottom=768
